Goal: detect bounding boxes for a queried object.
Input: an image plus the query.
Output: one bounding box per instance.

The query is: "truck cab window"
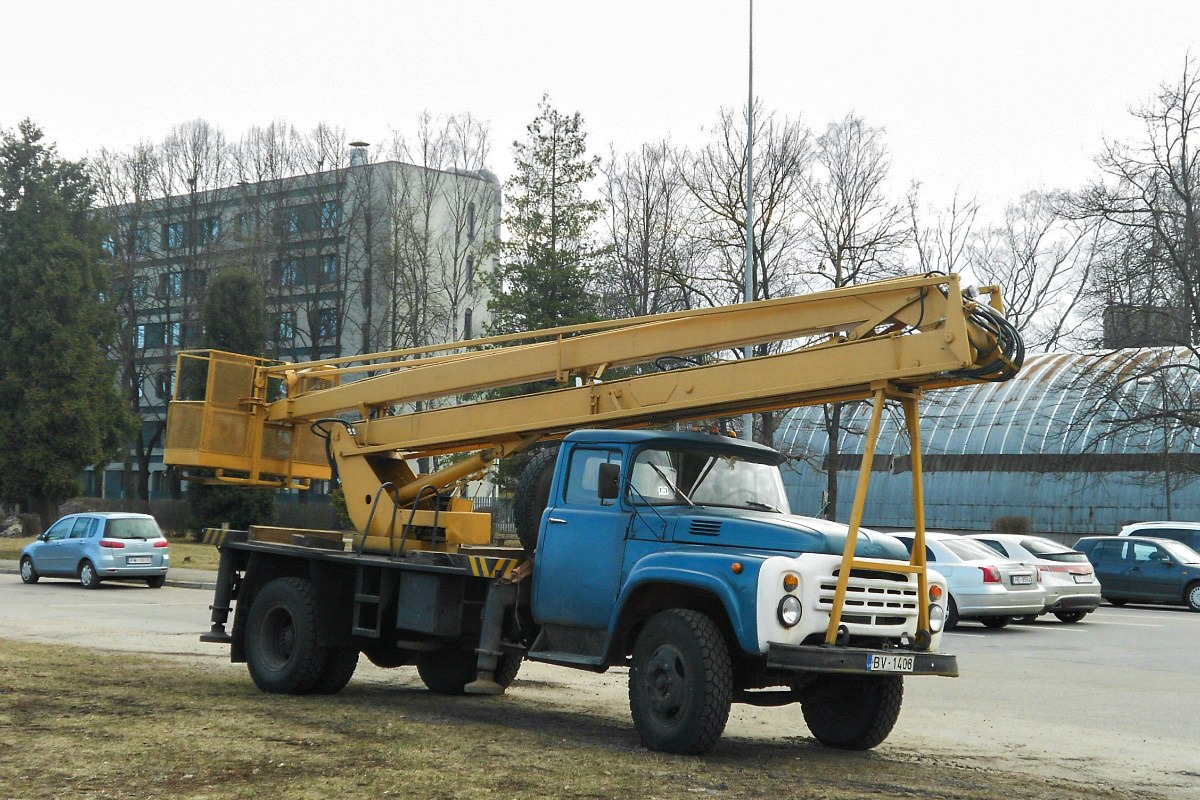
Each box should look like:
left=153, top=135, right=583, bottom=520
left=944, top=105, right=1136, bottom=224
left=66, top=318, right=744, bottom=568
left=564, top=448, right=620, bottom=506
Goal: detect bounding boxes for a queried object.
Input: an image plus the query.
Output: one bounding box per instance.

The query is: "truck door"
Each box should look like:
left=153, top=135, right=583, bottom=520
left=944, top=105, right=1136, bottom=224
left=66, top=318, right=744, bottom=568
left=532, top=446, right=628, bottom=631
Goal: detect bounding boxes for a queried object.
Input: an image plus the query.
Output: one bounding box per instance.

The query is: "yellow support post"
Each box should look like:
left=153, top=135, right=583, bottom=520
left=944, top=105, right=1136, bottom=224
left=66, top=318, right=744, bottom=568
left=825, top=382, right=889, bottom=645
left=902, top=391, right=930, bottom=635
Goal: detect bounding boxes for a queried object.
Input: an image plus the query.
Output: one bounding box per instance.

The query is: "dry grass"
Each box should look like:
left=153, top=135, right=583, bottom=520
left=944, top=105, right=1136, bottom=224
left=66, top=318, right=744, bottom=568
left=0, top=640, right=1131, bottom=800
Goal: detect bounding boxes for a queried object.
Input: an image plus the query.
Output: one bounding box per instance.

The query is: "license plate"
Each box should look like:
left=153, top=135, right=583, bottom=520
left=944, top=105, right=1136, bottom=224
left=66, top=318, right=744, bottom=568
left=1011, top=574, right=1033, bottom=585
left=867, top=654, right=914, bottom=673
left=126, top=556, right=151, bottom=566
left=1072, top=574, right=1093, bottom=584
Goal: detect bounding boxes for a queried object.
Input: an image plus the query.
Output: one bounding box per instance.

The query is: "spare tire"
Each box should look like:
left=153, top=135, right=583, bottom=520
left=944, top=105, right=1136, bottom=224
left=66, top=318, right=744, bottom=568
left=513, top=447, right=559, bottom=553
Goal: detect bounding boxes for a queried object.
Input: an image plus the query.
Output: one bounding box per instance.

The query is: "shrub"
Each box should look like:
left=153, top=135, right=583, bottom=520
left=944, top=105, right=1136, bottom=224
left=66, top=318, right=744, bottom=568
left=993, top=515, right=1033, bottom=536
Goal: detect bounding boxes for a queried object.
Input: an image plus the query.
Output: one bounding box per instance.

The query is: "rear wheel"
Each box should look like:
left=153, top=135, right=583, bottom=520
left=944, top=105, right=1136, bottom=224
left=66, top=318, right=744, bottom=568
left=19, top=556, right=39, bottom=584
left=1185, top=582, right=1200, bottom=612
left=244, top=577, right=327, bottom=694
left=1054, top=610, right=1087, bottom=623
left=981, top=615, right=1012, bottom=629
left=363, top=644, right=413, bottom=669
left=415, top=648, right=521, bottom=695
left=313, top=647, right=359, bottom=694
left=513, top=447, right=559, bottom=553
left=79, top=560, right=100, bottom=590
left=628, top=609, right=732, bottom=755
left=801, top=674, right=903, bottom=750
left=146, top=575, right=165, bottom=589
left=1105, top=597, right=1127, bottom=607
left=1016, top=614, right=1039, bottom=624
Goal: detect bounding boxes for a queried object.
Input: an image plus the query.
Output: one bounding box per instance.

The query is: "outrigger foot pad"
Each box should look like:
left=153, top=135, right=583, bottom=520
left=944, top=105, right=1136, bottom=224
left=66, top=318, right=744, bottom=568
left=464, top=677, right=505, bottom=696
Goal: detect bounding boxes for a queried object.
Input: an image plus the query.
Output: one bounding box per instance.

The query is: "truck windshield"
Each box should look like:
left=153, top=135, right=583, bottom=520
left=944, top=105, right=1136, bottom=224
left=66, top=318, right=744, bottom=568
left=628, top=446, right=791, bottom=514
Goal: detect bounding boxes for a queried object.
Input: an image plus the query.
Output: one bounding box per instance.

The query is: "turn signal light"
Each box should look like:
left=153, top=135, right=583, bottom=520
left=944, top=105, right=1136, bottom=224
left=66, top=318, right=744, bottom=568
left=731, top=562, right=743, bottom=574
left=980, top=565, right=1001, bottom=583
left=928, top=584, right=944, bottom=601
left=782, top=573, right=799, bottom=592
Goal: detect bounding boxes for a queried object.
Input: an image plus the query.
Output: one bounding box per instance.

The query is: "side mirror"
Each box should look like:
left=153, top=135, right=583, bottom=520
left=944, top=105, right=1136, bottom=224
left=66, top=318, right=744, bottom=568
left=38, top=532, right=49, bottom=542
left=598, top=462, right=621, bottom=500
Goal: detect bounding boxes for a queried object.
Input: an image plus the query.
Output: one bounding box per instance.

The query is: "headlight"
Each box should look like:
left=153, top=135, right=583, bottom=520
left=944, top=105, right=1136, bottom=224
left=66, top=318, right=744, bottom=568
left=928, top=602, right=945, bottom=633
left=777, top=595, right=802, bottom=627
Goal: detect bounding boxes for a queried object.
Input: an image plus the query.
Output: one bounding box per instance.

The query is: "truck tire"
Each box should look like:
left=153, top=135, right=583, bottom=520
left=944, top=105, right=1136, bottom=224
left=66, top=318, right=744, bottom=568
left=416, top=648, right=522, bottom=695
left=801, top=673, right=903, bottom=750
left=245, top=577, right=328, bottom=694
left=363, top=644, right=413, bottom=668
left=513, top=447, right=559, bottom=553
left=313, top=647, right=359, bottom=694
left=628, top=609, right=732, bottom=755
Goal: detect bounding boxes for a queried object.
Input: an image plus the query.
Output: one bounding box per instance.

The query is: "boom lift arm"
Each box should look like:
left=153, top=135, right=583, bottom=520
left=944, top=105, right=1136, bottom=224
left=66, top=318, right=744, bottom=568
left=165, top=272, right=1022, bottom=631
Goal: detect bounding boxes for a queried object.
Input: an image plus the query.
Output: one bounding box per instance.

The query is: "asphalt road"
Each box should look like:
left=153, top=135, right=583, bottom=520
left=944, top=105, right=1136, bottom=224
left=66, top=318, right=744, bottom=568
left=1, top=573, right=1196, bottom=799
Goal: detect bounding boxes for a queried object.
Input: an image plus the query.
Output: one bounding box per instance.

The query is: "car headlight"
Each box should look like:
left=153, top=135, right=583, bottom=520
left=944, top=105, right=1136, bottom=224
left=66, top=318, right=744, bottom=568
left=928, top=602, right=945, bottom=633
left=777, top=595, right=802, bottom=628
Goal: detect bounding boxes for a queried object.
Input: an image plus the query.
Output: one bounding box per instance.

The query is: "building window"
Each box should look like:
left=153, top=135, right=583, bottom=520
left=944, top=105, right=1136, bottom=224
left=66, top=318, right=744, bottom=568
left=165, top=222, right=186, bottom=251
left=134, top=226, right=152, bottom=256
left=136, top=324, right=147, bottom=350
left=464, top=308, right=473, bottom=339
left=237, top=213, right=251, bottom=238
left=281, top=259, right=300, bottom=287
left=101, top=236, right=115, bottom=255
left=467, top=201, right=476, bottom=241
left=321, top=201, right=340, bottom=230
left=317, top=308, right=337, bottom=339
left=158, top=370, right=176, bottom=399
left=278, top=310, right=295, bottom=342
left=321, top=253, right=338, bottom=283
left=167, top=322, right=182, bottom=347
left=465, top=255, right=475, bottom=291
left=132, top=278, right=148, bottom=299
left=163, top=272, right=183, bottom=299
left=200, top=217, right=220, bottom=244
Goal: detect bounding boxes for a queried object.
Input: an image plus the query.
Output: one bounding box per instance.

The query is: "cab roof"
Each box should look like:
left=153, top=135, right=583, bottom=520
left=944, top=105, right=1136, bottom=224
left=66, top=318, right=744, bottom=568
left=562, top=429, right=785, bottom=464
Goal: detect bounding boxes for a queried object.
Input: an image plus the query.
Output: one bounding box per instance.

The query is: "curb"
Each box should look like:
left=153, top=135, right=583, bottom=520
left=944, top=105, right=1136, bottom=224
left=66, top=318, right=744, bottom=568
left=1, top=561, right=215, bottom=591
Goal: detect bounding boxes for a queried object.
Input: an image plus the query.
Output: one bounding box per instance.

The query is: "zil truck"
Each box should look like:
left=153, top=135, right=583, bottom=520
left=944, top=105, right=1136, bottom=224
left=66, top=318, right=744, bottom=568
left=164, top=273, right=1023, bottom=754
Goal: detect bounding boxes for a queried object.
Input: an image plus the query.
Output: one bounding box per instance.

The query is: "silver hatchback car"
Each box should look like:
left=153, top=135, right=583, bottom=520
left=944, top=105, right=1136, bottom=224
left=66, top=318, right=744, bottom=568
left=19, top=512, right=170, bottom=589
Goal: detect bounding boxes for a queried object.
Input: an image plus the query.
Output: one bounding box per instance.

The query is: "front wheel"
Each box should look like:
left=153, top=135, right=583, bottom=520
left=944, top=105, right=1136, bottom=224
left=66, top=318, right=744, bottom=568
left=1054, top=610, right=1088, bottom=623
left=1186, top=582, right=1200, bottom=612
left=801, top=674, right=903, bottom=750
left=944, top=596, right=960, bottom=631
left=244, top=577, right=328, bottom=694
left=628, top=609, right=732, bottom=755
left=19, top=556, right=39, bottom=584
left=79, top=560, right=100, bottom=590
left=981, top=615, right=1012, bottom=629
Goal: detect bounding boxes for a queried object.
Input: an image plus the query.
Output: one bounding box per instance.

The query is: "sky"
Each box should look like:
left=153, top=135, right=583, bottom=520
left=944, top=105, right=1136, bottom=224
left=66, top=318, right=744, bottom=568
left=4, top=1, right=1199, bottom=217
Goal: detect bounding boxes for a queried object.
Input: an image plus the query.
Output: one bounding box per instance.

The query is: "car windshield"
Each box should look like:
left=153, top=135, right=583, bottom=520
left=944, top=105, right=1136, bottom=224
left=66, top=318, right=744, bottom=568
left=1021, top=537, right=1089, bottom=562
left=1161, top=540, right=1200, bottom=563
left=942, top=537, right=1011, bottom=562
left=628, top=446, right=791, bottom=514
left=106, top=518, right=163, bottom=540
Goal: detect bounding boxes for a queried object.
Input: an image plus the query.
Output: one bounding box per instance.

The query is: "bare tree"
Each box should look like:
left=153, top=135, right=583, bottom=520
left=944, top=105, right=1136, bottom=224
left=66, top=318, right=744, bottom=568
left=967, top=191, right=1096, bottom=351
left=908, top=185, right=979, bottom=275
left=598, top=141, right=693, bottom=319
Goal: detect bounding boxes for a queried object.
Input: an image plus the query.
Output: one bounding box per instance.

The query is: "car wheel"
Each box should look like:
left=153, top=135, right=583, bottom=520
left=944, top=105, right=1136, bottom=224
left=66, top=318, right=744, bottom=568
left=981, top=615, right=1012, bottom=629
left=944, top=596, right=959, bottom=631
left=244, top=577, right=328, bottom=694
left=1016, top=614, right=1039, bottom=624
left=145, top=575, right=165, bottom=589
left=1054, top=610, right=1088, bottom=623
left=1185, top=581, right=1200, bottom=613
left=1104, top=596, right=1127, bottom=607
left=801, top=673, right=903, bottom=750
left=19, top=556, right=39, bottom=584
left=628, top=609, right=732, bottom=755
left=78, top=560, right=101, bottom=590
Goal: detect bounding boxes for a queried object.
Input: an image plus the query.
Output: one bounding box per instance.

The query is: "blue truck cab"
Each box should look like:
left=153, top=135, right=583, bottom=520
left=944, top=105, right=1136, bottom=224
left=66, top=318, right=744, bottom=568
left=523, top=429, right=955, bottom=753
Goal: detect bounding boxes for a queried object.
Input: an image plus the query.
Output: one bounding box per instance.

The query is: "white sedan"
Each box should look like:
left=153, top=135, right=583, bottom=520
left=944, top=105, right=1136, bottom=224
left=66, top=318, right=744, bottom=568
left=890, top=531, right=1045, bottom=630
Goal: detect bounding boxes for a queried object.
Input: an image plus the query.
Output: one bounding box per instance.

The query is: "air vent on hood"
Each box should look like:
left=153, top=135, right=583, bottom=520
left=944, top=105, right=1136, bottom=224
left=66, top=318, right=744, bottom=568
left=689, top=520, right=722, bottom=536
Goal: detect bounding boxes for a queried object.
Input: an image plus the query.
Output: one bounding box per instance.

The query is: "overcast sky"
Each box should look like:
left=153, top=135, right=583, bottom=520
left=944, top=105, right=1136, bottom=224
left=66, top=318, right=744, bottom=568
left=4, top=1, right=1199, bottom=216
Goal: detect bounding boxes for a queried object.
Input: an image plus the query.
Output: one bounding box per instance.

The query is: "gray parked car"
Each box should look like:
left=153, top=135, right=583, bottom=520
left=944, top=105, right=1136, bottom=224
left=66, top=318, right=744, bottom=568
left=1075, top=535, right=1200, bottom=611
left=966, top=533, right=1101, bottom=623
left=19, top=512, right=170, bottom=589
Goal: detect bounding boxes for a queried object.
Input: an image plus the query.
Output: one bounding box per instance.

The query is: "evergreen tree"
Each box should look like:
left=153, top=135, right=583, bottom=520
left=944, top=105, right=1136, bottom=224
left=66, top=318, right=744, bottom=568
left=0, top=121, right=133, bottom=527
left=485, top=95, right=604, bottom=336
left=186, top=268, right=277, bottom=532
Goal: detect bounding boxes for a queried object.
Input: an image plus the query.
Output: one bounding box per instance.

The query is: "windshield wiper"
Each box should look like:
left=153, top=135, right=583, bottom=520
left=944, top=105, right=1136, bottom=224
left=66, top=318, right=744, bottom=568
left=744, top=501, right=779, bottom=512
